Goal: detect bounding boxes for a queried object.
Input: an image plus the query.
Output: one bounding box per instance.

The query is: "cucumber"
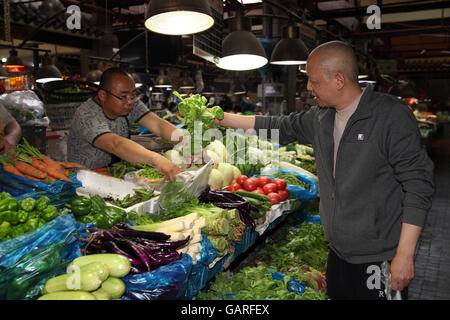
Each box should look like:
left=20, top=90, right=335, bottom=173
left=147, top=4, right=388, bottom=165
left=91, top=288, right=111, bottom=300
left=44, top=271, right=102, bottom=294
left=243, top=196, right=262, bottom=207
left=101, top=277, right=126, bottom=299
left=38, top=291, right=96, bottom=300
left=78, top=262, right=110, bottom=282
left=68, top=254, right=131, bottom=278
left=236, top=190, right=270, bottom=202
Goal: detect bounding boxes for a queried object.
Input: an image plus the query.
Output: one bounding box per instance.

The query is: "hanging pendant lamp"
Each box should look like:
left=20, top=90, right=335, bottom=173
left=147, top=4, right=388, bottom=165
left=86, top=69, right=103, bottom=85
left=270, top=25, right=309, bottom=65
left=5, top=49, right=24, bottom=69
left=217, top=12, right=267, bottom=71
left=36, top=54, right=63, bottom=84
left=145, top=0, right=214, bottom=35
left=154, top=69, right=172, bottom=88
left=179, top=72, right=195, bottom=90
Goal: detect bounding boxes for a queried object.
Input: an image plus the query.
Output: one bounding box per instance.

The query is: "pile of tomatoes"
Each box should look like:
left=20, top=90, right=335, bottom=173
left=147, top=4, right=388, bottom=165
left=227, top=175, right=290, bottom=205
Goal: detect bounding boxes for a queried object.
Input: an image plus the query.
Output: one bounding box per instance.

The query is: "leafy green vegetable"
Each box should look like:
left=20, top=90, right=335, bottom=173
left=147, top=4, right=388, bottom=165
left=196, top=264, right=326, bottom=300
left=111, top=189, right=156, bottom=208
left=106, top=161, right=157, bottom=179
left=173, top=91, right=224, bottom=155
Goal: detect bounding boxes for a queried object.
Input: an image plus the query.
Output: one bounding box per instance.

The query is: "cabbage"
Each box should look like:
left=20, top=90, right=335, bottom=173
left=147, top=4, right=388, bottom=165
left=208, top=168, right=224, bottom=190
left=217, top=163, right=235, bottom=187
left=206, top=140, right=227, bottom=163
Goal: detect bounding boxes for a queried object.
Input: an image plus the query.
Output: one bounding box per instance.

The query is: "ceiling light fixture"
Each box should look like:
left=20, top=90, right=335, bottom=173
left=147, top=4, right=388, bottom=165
left=4, top=49, right=24, bottom=69
left=144, top=0, right=214, bottom=36
left=154, top=69, right=173, bottom=88
left=179, top=72, right=195, bottom=90
left=36, top=53, right=63, bottom=84
left=217, top=11, right=267, bottom=71
left=86, top=69, right=103, bottom=85
left=270, top=25, right=309, bottom=65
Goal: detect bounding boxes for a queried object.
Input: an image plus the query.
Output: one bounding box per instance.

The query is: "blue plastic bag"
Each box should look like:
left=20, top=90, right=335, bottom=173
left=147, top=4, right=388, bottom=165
left=0, top=163, right=82, bottom=195
left=121, top=254, right=193, bottom=300
left=257, top=168, right=318, bottom=201
left=0, top=214, right=82, bottom=268
left=178, top=234, right=218, bottom=299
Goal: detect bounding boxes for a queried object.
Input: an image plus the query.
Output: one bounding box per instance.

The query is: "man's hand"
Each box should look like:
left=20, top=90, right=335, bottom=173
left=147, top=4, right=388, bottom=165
left=390, top=253, right=415, bottom=291
left=155, top=156, right=185, bottom=182
left=0, top=137, right=15, bottom=155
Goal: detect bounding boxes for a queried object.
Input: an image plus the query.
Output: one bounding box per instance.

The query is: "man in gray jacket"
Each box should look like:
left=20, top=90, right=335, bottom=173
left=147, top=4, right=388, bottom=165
left=214, top=41, right=435, bottom=299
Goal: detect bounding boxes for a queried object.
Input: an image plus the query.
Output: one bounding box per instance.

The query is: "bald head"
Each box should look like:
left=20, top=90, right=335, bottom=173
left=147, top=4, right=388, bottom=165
left=308, top=41, right=359, bottom=84
left=99, top=68, right=134, bottom=91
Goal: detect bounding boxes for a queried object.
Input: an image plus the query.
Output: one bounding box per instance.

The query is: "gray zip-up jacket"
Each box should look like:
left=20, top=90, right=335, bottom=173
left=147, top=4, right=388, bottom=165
left=254, top=85, right=435, bottom=263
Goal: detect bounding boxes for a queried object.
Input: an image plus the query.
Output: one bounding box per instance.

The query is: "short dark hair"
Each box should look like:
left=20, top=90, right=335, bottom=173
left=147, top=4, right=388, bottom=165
left=98, top=68, right=132, bottom=90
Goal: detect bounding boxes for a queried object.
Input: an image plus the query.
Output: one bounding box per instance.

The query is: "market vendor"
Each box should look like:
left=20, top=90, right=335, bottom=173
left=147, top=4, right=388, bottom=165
left=212, top=41, right=435, bottom=300
left=0, top=102, right=22, bottom=155
left=67, top=68, right=185, bottom=181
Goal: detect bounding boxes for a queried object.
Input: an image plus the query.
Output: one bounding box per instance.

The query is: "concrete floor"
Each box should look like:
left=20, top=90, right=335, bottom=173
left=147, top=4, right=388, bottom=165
left=409, top=153, right=450, bottom=300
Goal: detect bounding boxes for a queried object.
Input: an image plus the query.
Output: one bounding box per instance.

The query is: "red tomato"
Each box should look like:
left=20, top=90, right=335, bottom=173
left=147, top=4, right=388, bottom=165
left=247, top=177, right=259, bottom=185
left=273, top=178, right=287, bottom=191
left=253, top=188, right=265, bottom=195
left=267, top=192, right=281, bottom=205
left=228, top=183, right=241, bottom=192
left=285, top=188, right=290, bottom=199
left=278, top=189, right=289, bottom=201
left=262, top=183, right=278, bottom=195
left=243, top=179, right=257, bottom=191
left=236, top=175, right=248, bottom=186
left=257, top=176, right=272, bottom=188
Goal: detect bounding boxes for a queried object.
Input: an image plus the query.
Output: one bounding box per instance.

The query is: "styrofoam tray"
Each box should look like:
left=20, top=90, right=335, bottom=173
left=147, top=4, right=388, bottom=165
left=75, top=169, right=160, bottom=214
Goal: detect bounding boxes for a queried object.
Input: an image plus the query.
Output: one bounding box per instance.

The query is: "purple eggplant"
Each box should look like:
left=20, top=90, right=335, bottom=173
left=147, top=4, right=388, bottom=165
left=103, top=240, right=144, bottom=267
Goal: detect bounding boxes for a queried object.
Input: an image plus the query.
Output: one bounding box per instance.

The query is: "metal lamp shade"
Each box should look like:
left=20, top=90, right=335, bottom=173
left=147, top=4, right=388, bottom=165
left=217, top=31, right=268, bottom=71
left=86, top=69, right=103, bottom=84
left=5, top=50, right=24, bottom=68
left=145, top=0, right=214, bottom=35
left=179, top=75, right=195, bottom=90
left=154, top=73, right=172, bottom=88
left=270, top=26, right=309, bottom=65
left=36, top=64, right=63, bottom=83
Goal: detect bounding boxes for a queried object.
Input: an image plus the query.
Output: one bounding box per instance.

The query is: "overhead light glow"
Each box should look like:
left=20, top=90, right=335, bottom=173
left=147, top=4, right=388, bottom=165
left=216, top=54, right=267, bottom=71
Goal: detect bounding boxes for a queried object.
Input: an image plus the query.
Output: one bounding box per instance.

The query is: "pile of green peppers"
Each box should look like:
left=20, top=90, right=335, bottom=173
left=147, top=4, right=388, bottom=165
left=68, top=194, right=129, bottom=229
left=0, top=192, right=60, bottom=242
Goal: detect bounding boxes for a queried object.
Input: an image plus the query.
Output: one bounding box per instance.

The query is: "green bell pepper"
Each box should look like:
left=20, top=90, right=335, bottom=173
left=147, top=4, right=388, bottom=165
left=70, top=196, right=92, bottom=216
left=41, top=205, right=57, bottom=222
left=37, top=218, right=46, bottom=228
left=0, top=198, right=17, bottom=212
left=90, top=195, right=106, bottom=215
left=93, top=212, right=114, bottom=229
left=0, top=210, right=8, bottom=223
left=0, top=198, right=10, bottom=212
left=17, top=210, right=29, bottom=224
left=3, top=210, right=19, bottom=225
left=19, top=198, right=36, bottom=212
left=9, top=224, right=25, bottom=238
left=104, top=206, right=127, bottom=225
left=77, top=214, right=95, bottom=224
left=0, top=192, right=12, bottom=200
left=0, top=221, right=11, bottom=240
left=23, top=218, right=39, bottom=233
left=35, top=196, right=51, bottom=212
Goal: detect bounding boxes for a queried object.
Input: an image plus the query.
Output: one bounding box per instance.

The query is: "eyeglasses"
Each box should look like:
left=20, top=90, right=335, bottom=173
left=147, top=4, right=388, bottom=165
left=100, top=87, right=137, bottom=102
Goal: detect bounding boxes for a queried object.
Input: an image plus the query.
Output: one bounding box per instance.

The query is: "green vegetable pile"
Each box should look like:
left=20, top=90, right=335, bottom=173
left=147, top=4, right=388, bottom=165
left=173, top=91, right=224, bottom=154
left=255, top=222, right=329, bottom=292
left=106, top=161, right=158, bottom=179
left=137, top=167, right=164, bottom=180
left=196, top=264, right=326, bottom=300
left=111, top=189, right=156, bottom=209
left=67, top=195, right=129, bottom=229
left=0, top=192, right=63, bottom=242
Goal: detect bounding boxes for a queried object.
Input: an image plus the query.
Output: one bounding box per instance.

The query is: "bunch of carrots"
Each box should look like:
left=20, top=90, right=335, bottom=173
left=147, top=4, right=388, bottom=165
left=0, top=138, right=83, bottom=183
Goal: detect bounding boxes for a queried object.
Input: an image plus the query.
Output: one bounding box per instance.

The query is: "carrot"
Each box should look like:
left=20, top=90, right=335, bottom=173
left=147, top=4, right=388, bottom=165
left=30, top=159, right=71, bottom=182
left=43, top=155, right=62, bottom=170
left=46, top=176, right=57, bottom=182
left=3, top=163, right=26, bottom=177
left=23, top=174, right=44, bottom=182
left=58, top=161, right=83, bottom=169
left=15, top=161, right=47, bottom=179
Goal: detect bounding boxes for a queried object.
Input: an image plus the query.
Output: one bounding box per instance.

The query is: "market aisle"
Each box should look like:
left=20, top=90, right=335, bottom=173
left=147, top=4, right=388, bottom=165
left=408, top=154, right=450, bottom=300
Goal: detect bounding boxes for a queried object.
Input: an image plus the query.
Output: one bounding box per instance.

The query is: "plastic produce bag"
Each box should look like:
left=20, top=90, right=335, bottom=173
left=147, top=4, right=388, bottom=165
left=0, top=214, right=81, bottom=268
left=0, top=162, right=81, bottom=195
left=0, top=237, right=82, bottom=300
left=0, top=90, right=46, bottom=126
left=178, top=234, right=218, bottom=299
left=258, top=168, right=318, bottom=201
left=121, top=254, right=193, bottom=300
